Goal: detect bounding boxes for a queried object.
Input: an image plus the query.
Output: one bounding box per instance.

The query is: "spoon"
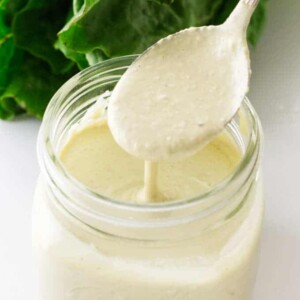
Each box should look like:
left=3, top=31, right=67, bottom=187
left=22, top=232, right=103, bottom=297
left=108, top=0, right=260, bottom=162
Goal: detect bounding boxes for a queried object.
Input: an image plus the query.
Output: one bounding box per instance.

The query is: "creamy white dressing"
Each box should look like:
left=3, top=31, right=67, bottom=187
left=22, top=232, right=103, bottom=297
left=107, top=0, right=257, bottom=202
left=60, top=118, right=241, bottom=203
left=33, top=177, right=264, bottom=300
left=108, top=2, right=255, bottom=162
left=33, top=1, right=264, bottom=300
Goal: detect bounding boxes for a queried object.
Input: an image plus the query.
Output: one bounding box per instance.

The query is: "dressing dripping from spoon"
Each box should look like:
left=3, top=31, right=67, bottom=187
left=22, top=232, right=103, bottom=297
left=108, top=0, right=260, bottom=202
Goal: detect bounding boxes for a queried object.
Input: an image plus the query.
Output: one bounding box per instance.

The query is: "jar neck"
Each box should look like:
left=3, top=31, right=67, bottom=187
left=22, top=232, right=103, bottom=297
left=38, top=55, right=263, bottom=241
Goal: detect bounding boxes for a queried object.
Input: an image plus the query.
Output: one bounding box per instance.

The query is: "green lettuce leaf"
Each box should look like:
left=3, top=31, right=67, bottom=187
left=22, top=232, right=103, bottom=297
left=0, top=0, right=268, bottom=120
left=0, top=0, right=27, bottom=26
left=13, top=0, right=74, bottom=74
left=0, top=0, right=26, bottom=94
left=58, top=0, right=224, bottom=58
left=0, top=0, right=26, bottom=119
left=0, top=9, right=14, bottom=94
left=54, top=37, right=89, bottom=70
left=53, top=7, right=89, bottom=70
left=58, top=0, right=267, bottom=62
left=0, top=54, right=76, bottom=119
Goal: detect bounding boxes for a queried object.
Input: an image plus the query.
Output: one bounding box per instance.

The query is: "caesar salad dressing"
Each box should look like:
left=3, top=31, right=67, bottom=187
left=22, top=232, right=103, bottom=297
left=33, top=173, right=263, bottom=300
left=142, top=161, right=161, bottom=202
left=60, top=115, right=241, bottom=203
left=33, top=74, right=263, bottom=300
left=34, top=96, right=263, bottom=299
left=33, top=95, right=263, bottom=300
left=108, top=26, right=250, bottom=162
left=107, top=1, right=256, bottom=201
left=33, top=1, right=264, bottom=299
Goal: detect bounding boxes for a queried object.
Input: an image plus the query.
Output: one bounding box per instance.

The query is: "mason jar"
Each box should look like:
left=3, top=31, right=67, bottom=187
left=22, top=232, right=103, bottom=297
left=33, top=55, right=264, bottom=300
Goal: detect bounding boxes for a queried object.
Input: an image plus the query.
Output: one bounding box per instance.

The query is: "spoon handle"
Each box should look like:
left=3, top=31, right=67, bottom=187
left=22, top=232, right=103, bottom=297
left=245, top=0, right=259, bottom=7
left=225, top=0, right=260, bottom=34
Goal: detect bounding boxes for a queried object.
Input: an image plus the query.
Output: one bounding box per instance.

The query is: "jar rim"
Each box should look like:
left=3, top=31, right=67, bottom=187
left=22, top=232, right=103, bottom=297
left=38, top=55, right=262, bottom=215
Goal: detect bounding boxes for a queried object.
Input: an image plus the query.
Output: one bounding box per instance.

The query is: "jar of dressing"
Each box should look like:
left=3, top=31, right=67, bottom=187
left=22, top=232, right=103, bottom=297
left=33, top=55, right=264, bottom=300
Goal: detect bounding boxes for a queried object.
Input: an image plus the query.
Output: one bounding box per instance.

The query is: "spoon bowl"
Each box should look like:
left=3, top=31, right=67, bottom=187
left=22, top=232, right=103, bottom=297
left=108, top=0, right=259, bottom=162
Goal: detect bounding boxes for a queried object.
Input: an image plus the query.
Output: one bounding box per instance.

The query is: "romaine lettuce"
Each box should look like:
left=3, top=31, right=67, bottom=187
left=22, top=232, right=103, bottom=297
left=0, top=0, right=267, bottom=120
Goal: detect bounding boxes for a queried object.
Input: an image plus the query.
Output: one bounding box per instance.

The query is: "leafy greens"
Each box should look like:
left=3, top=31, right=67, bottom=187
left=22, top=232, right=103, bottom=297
left=0, top=0, right=267, bottom=120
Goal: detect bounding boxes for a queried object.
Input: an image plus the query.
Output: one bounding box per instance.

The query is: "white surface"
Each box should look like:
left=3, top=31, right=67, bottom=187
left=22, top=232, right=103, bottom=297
left=0, top=0, right=299, bottom=299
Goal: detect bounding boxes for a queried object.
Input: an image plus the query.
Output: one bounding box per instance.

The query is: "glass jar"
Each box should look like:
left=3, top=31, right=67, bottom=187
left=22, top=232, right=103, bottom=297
left=33, top=55, right=264, bottom=300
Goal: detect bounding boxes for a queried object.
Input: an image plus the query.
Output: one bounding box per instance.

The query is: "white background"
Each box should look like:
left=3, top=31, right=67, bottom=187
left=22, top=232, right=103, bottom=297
left=0, top=0, right=299, bottom=299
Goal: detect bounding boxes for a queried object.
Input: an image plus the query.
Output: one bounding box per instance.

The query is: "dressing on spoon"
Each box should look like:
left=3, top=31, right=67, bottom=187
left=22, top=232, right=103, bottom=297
left=108, top=0, right=259, bottom=202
